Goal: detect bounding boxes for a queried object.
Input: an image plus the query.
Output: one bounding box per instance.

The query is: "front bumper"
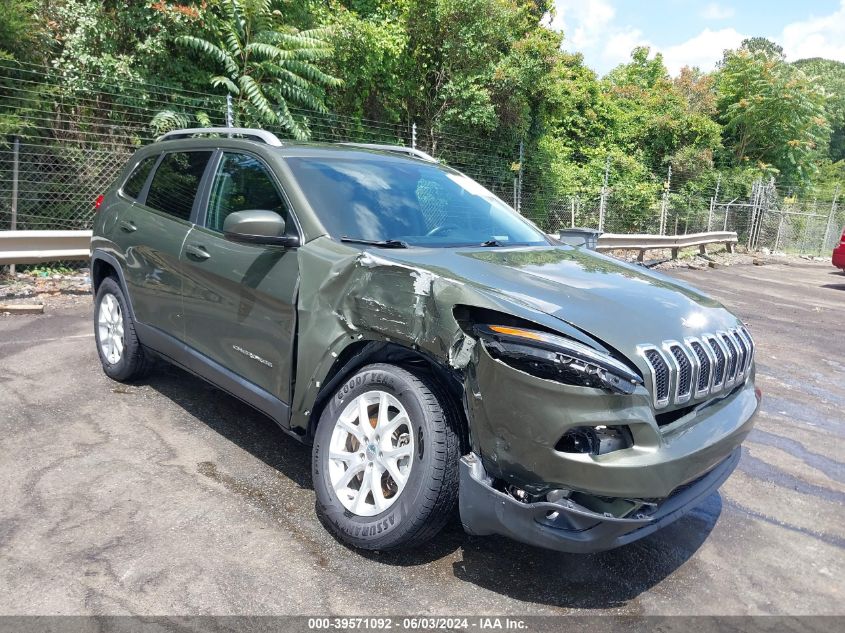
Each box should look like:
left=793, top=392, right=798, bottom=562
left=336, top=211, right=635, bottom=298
left=458, top=447, right=740, bottom=553
left=465, top=343, right=759, bottom=499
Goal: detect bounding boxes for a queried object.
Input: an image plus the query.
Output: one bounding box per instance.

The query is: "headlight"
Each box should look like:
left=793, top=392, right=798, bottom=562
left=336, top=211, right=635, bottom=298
left=475, top=324, right=643, bottom=395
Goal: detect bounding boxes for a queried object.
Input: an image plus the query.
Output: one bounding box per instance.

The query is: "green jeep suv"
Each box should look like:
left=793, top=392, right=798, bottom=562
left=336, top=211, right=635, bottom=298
left=90, top=128, right=760, bottom=553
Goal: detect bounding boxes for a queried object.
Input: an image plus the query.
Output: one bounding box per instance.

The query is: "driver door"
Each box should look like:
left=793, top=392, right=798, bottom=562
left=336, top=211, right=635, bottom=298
left=180, top=151, right=299, bottom=413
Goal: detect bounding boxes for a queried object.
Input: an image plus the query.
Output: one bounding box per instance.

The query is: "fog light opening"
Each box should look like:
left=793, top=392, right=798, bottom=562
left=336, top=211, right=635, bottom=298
left=555, top=425, right=633, bottom=455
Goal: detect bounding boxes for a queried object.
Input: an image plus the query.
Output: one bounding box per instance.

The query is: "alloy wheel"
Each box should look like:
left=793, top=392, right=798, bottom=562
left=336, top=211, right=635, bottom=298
left=97, top=292, right=125, bottom=365
left=327, top=390, right=415, bottom=516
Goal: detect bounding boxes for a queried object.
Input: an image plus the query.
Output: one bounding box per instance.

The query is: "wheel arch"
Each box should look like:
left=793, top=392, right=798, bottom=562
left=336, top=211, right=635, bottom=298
left=305, top=340, right=470, bottom=453
left=91, top=250, right=136, bottom=319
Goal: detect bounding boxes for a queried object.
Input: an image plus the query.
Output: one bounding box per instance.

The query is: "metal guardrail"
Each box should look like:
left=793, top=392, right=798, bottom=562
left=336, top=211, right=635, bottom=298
left=0, top=229, right=737, bottom=266
left=595, top=231, right=738, bottom=260
left=0, top=230, right=92, bottom=265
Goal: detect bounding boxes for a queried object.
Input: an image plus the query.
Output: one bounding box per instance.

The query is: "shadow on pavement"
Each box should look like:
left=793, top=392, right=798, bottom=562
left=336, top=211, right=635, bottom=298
left=143, top=361, right=719, bottom=610
left=144, top=363, right=314, bottom=490
left=450, top=495, right=720, bottom=609
left=357, top=495, right=719, bottom=610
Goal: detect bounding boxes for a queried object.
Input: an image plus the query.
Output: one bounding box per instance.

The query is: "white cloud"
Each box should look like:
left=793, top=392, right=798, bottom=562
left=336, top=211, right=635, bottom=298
left=661, top=27, right=746, bottom=74
left=548, top=0, right=616, bottom=50
left=780, top=0, right=845, bottom=62
left=700, top=3, right=735, bottom=21
left=548, top=0, right=845, bottom=77
left=602, top=28, right=652, bottom=66
left=549, top=0, right=651, bottom=72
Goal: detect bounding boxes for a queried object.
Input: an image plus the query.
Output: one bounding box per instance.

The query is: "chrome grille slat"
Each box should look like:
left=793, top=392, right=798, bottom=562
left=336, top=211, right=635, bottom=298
left=686, top=338, right=714, bottom=398
left=639, top=346, right=671, bottom=409
left=720, top=331, right=739, bottom=386
left=731, top=329, right=748, bottom=378
left=640, top=326, right=755, bottom=409
left=706, top=335, right=727, bottom=390
left=666, top=342, right=693, bottom=403
left=738, top=326, right=755, bottom=374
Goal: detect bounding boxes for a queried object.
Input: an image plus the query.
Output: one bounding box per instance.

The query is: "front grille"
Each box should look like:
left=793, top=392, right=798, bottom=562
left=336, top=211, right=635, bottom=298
left=732, top=330, right=748, bottom=373
left=639, top=326, right=755, bottom=409
left=708, top=337, right=726, bottom=386
left=669, top=344, right=693, bottom=400
left=690, top=341, right=711, bottom=393
left=643, top=349, right=670, bottom=404
left=721, top=333, right=739, bottom=383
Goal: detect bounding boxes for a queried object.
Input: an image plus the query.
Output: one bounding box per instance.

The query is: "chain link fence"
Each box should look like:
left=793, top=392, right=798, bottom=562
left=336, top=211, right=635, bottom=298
left=1, top=59, right=843, bottom=256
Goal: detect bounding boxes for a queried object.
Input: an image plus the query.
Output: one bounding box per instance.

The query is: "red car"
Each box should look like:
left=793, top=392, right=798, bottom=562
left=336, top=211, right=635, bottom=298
left=834, top=226, right=845, bottom=271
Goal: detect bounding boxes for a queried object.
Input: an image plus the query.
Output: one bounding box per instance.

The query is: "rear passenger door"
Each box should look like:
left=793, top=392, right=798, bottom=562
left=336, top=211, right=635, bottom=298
left=119, top=150, right=213, bottom=342
left=180, top=151, right=300, bottom=407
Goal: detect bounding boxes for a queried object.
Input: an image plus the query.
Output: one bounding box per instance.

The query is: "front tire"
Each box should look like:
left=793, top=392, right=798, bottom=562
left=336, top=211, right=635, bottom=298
left=94, top=276, right=152, bottom=382
left=313, top=363, right=460, bottom=550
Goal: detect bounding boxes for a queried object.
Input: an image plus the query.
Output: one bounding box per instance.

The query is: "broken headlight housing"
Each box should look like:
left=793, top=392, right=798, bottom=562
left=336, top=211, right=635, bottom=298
left=475, top=325, right=642, bottom=395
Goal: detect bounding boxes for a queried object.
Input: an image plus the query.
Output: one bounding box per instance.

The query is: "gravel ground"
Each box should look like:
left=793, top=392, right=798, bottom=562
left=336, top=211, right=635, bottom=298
left=0, top=260, right=842, bottom=616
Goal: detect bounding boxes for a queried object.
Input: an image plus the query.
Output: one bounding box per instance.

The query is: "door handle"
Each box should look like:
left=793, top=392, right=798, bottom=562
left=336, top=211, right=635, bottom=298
left=185, top=244, right=211, bottom=261
left=119, top=220, right=137, bottom=233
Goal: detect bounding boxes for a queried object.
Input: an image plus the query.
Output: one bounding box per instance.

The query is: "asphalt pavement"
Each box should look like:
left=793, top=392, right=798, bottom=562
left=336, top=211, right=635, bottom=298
left=0, top=261, right=842, bottom=615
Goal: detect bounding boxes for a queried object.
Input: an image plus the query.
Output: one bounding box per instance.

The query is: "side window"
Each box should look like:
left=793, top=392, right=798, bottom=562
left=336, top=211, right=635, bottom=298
left=206, top=152, right=288, bottom=233
left=145, top=151, right=213, bottom=221
left=122, top=156, right=157, bottom=200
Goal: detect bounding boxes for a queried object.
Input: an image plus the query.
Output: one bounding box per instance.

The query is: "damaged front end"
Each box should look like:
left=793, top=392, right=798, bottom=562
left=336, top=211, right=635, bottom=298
left=292, top=238, right=758, bottom=553
left=458, top=448, right=741, bottom=553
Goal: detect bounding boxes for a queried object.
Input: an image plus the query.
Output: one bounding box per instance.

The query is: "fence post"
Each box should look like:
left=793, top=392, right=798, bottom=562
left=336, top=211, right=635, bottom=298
left=747, top=179, right=761, bottom=250
left=598, top=154, right=610, bottom=232
left=9, top=136, right=19, bottom=276
left=659, top=164, right=671, bottom=235
left=774, top=212, right=785, bottom=252
left=411, top=122, right=417, bottom=150
left=516, top=139, right=524, bottom=215
left=707, top=197, right=714, bottom=232
left=570, top=197, right=575, bottom=228
left=226, top=94, right=234, bottom=127
left=821, top=185, right=840, bottom=253
left=707, top=173, right=720, bottom=232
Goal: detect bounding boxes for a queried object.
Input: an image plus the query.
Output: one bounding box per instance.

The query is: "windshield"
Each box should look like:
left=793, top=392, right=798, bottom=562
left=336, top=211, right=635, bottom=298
left=286, top=156, right=548, bottom=247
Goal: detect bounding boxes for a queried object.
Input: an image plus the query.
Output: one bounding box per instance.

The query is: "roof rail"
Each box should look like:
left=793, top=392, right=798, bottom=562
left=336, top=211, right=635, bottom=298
left=339, top=142, right=437, bottom=163
left=156, top=127, right=283, bottom=146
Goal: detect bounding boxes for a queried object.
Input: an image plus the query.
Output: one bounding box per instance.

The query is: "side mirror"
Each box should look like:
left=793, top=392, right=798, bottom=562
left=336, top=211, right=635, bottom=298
left=222, top=210, right=300, bottom=247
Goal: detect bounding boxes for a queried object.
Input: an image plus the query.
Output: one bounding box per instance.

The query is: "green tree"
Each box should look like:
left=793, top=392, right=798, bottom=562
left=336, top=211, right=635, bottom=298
left=794, top=57, right=845, bottom=162
left=316, top=1, right=408, bottom=123
left=179, top=0, right=340, bottom=138
left=716, top=48, right=829, bottom=182
left=0, top=0, right=48, bottom=62
left=604, top=47, right=721, bottom=173
left=673, top=66, right=717, bottom=116
left=401, top=0, right=539, bottom=146
left=740, top=37, right=784, bottom=60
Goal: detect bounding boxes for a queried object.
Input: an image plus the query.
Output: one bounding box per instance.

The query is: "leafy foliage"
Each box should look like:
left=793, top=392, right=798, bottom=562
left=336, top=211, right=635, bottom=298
left=178, top=0, right=341, bottom=138
left=0, top=0, right=841, bottom=228
left=717, top=48, right=829, bottom=182
left=794, top=57, right=845, bottom=163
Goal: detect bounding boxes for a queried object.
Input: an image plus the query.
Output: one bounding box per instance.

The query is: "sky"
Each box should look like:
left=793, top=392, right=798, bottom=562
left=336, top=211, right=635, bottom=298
left=546, top=0, right=845, bottom=75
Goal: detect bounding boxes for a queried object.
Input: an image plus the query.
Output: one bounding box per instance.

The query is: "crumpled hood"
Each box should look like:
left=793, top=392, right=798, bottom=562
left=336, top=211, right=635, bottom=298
left=372, top=245, right=742, bottom=361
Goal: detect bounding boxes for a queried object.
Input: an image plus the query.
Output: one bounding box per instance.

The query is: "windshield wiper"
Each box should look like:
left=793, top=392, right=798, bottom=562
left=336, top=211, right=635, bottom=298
left=479, top=239, right=506, bottom=247
left=340, top=236, right=409, bottom=249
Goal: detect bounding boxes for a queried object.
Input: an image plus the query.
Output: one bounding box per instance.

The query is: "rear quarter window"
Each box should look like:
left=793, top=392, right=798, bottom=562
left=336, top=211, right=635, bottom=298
left=121, top=156, right=157, bottom=200
left=145, top=151, right=213, bottom=221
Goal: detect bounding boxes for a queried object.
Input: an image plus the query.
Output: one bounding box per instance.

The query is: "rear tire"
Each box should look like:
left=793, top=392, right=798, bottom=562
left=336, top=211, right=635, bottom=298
left=312, top=363, right=460, bottom=550
left=94, top=276, right=152, bottom=382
